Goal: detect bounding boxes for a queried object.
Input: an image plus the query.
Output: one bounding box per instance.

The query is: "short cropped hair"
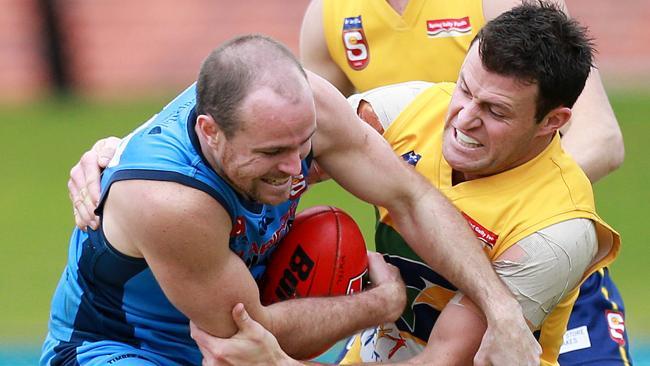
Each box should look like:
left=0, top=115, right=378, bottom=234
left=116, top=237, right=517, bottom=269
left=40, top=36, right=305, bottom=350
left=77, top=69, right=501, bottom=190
left=474, top=0, right=594, bottom=122
left=196, top=34, right=307, bottom=138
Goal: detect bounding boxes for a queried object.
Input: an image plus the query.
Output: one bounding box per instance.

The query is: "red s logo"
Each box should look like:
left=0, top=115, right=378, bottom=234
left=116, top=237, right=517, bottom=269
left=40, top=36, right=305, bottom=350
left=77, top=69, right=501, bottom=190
left=342, top=16, right=370, bottom=70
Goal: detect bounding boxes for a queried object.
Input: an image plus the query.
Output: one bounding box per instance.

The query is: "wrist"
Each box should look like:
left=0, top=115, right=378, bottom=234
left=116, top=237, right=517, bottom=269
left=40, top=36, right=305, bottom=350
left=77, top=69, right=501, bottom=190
left=277, top=351, right=301, bottom=366
left=373, top=280, right=406, bottom=322
left=484, top=295, right=523, bottom=323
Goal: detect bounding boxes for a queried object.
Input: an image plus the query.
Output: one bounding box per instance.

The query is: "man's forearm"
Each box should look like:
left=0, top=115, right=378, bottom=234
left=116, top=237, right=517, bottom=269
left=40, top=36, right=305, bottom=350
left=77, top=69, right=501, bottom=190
left=389, top=180, right=519, bottom=321
left=266, top=282, right=403, bottom=359
left=560, top=68, right=624, bottom=183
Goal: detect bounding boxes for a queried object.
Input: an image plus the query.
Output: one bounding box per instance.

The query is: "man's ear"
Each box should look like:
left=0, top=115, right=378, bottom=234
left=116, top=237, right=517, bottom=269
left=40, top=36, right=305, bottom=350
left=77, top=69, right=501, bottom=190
left=196, top=114, right=222, bottom=148
left=537, top=107, right=572, bottom=137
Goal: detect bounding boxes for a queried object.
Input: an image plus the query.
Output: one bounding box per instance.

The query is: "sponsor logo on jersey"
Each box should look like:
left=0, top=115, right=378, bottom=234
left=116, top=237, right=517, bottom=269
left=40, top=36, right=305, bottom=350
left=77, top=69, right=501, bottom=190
left=258, top=215, right=275, bottom=235
left=401, top=150, right=422, bottom=166
left=559, top=325, right=592, bottom=354
left=342, top=16, right=370, bottom=70
left=231, top=201, right=298, bottom=268
left=426, top=17, right=472, bottom=38
left=107, top=353, right=151, bottom=364
left=252, top=201, right=298, bottom=259
left=606, top=310, right=626, bottom=345
left=461, top=212, right=498, bottom=249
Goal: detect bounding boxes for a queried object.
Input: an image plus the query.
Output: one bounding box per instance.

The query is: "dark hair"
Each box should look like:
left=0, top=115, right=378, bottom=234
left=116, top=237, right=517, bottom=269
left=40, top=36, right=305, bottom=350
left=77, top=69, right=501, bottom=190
left=196, top=34, right=307, bottom=138
left=474, top=0, right=594, bottom=122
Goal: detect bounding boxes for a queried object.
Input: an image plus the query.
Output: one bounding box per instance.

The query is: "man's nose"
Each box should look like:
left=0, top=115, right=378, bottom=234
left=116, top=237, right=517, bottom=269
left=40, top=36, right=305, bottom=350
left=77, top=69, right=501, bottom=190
left=277, top=150, right=302, bottom=176
left=455, top=100, right=482, bottom=130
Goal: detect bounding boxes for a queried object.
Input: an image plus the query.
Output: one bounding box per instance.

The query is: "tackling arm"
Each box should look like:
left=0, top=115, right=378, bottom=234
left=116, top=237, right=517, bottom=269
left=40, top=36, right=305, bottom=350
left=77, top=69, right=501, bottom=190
left=69, top=136, right=121, bottom=231
left=103, top=179, right=270, bottom=338
left=308, top=71, right=540, bottom=366
left=188, top=202, right=596, bottom=365
left=102, top=179, right=404, bottom=359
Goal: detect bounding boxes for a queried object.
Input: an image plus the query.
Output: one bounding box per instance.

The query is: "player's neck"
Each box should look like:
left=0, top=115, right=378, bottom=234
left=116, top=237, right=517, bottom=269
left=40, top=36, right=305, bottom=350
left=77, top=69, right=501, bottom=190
left=451, top=170, right=467, bottom=186
left=386, top=0, right=409, bottom=15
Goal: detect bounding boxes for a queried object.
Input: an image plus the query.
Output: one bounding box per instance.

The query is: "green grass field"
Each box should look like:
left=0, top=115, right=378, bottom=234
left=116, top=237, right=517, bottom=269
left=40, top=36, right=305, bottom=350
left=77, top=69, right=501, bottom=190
left=0, top=89, right=648, bottom=355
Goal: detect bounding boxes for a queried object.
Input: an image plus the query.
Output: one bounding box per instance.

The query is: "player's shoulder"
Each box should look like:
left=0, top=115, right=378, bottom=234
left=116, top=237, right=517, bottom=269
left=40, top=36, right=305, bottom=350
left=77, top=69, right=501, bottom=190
left=346, top=81, right=454, bottom=129
left=347, top=81, right=434, bottom=109
left=307, top=70, right=355, bottom=129
left=109, top=179, right=229, bottom=224
left=105, top=84, right=199, bottom=173
left=306, top=70, right=335, bottom=97
left=355, top=81, right=454, bottom=101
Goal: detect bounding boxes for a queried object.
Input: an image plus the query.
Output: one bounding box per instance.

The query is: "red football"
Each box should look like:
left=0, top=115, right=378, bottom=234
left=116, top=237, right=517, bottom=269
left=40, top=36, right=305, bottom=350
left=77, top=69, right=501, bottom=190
left=261, top=206, right=369, bottom=305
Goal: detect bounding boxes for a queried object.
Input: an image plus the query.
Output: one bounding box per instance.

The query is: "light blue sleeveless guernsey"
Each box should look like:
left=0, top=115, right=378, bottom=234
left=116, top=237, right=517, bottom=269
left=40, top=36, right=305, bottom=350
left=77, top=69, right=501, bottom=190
left=41, top=84, right=312, bottom=365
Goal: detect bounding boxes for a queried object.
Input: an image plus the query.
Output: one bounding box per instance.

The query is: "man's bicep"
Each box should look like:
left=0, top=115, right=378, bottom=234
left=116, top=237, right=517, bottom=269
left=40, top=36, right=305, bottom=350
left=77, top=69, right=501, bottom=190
left=346, top=81, right=433, bottom=132
left=310, top=75, right=419, bottom=210
left=494, top=218, right=597, bottom=328
left=104, top=180, right=268, bottom=338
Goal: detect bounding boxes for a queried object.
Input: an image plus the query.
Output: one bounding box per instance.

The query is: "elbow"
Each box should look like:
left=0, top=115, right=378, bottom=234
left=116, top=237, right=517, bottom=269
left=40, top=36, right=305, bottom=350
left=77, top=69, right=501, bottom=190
left=606, top=128, right=625, bottom=174
left=587, top=117, right=625, bottom=177
left=609, top=146, right=625, bottom=174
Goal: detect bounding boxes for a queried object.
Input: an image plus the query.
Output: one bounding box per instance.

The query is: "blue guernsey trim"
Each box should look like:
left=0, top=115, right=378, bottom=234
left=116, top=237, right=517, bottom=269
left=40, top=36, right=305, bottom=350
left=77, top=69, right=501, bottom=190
left=305, top=147, right=314, bottom=169
left=95, top=169, right=234, bottom=220
left=186, top=107, right=206, bottom=167
left=50, top=232, right=150, bottom=365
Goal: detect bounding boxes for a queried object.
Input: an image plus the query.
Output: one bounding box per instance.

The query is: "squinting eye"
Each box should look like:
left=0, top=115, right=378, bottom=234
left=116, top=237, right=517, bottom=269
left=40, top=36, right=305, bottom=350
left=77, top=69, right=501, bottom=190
left=489, top=108, right=506, bottom=119
left=261, top=150, right=281, bottom=156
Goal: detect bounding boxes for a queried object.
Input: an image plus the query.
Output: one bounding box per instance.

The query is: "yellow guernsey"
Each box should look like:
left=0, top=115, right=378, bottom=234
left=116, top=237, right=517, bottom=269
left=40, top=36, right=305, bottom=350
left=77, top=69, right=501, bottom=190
left=344, top=83, right=620, bottom=365
left=322, top=0, right=485, bottom=91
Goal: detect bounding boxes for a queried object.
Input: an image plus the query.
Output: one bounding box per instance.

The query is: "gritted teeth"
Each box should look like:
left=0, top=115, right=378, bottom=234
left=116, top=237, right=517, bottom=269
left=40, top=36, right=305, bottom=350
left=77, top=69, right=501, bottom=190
left=456, top=129, right=483, bottom=147
left=262, top=177, right=291, bottom=186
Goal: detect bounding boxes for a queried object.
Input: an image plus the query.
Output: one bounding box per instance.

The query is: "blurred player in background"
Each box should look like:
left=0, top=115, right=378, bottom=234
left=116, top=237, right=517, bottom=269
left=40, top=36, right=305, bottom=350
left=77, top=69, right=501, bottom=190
left=300, top=0, right=631, bottom=364
left=189, top=3, right=621, bottom=365
left=51, top=35, right=541, bottom=365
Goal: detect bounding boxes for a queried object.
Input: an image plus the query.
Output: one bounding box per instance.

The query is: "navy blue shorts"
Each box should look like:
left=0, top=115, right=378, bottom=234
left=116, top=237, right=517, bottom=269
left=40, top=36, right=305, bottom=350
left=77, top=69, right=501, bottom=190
left=558, top=268, right=633, bottom=365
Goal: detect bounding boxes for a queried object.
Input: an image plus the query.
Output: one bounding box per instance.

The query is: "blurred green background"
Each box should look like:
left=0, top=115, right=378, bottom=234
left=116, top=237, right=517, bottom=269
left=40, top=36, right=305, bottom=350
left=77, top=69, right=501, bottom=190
left=0, top=88, right=648, bottom=362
